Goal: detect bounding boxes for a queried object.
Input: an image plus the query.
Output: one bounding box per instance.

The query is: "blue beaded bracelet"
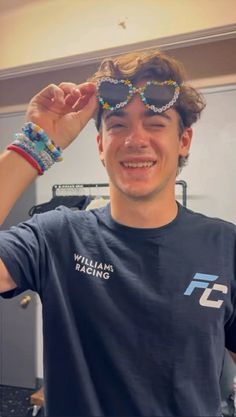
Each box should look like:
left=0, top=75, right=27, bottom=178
left=22, top=122, right=63, bottom=162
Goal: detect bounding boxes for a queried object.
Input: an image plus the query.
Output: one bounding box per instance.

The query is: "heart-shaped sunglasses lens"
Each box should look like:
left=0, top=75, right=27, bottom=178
left=141, top=81, right=180, bottom=113
left=97, top=78, right=132, bottom=110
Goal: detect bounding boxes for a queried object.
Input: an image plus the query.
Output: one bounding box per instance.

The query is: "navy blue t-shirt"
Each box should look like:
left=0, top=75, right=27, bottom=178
left=0, top=203, right=235, bottom=416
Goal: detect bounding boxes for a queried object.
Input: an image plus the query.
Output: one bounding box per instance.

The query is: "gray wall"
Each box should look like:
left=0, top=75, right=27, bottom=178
left=0, top=112, right=37, bottom=388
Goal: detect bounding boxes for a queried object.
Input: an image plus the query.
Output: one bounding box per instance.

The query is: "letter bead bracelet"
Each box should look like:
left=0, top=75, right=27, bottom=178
left=7, top=122, right=63, bottom=175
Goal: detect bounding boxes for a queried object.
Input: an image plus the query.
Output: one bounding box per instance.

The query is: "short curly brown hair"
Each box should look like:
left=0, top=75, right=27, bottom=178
left=89, top=49, right=206, bottom=172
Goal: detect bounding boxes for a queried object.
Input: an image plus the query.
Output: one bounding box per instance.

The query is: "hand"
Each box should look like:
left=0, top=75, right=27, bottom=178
left=26, top=82, right=98, bottom=149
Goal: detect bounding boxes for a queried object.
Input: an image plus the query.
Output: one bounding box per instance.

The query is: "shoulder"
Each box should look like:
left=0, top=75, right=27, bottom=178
left=33, top=204, right=109, bottom=232
left=180, top=205, right=236, bottom=235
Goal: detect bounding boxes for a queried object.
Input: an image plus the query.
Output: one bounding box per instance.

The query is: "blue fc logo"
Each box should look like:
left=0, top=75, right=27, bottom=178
left=184, top=273, right=228, bottom=309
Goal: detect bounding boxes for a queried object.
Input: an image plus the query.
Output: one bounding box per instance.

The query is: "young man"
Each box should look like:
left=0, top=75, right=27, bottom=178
left=0, top=50, right=235, bottom=416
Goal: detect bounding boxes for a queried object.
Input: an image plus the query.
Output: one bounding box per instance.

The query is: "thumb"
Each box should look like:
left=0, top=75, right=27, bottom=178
left=75, top=94, right=98, bottom=131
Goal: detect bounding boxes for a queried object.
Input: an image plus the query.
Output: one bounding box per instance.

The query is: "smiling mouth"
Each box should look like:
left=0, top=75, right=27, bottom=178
left=121, top=161, right=156, bottom=168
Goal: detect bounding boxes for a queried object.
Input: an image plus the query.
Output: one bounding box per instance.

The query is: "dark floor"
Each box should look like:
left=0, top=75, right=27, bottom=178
left=0, top=384, right=235, bottom=417
left=0, top=385, right=43, bottom=417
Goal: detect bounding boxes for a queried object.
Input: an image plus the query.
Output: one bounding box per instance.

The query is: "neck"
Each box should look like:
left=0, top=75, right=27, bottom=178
left=110, top=189, right=178, bottom=229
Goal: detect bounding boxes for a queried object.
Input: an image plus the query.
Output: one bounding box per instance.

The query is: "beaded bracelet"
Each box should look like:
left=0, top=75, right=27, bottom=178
left=22, top=122, right=63, bottom=162
left=7, top=123, right=63, bottom=175
left=7, top=144, right=44, bottom=175
left=13, top=136, right=53, bottom=171
left=15, top=134, right=58, bottom=168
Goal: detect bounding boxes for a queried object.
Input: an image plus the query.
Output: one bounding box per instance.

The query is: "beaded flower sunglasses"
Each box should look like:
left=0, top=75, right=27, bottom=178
left=96, top=77, right=180, bottom=113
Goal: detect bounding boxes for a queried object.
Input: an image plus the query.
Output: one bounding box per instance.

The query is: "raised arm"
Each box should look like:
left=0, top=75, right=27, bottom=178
left=0, top=81, right=97, bottom=226
left=0, top=81, right=97, bottom=292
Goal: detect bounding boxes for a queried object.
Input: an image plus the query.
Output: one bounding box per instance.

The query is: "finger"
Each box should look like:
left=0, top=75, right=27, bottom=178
left=59, top=82, right=96, bottom=106
left=30, top=84, right=65, bottom=109
left=35, top=84, right=64, bottom=102
left=64, top=94, right=81, bottom=107
left=74, top=93, right=98, bottom=131
left=58, top=83, right=83, bottom=107
left=71, top=95, right=90, bottom=111
left=58, top=82, right=78, bottom=95
left=75, top=82, right=96, bottom=96
left=46, top=82, right=80, bottom=106
left=54, top=82, right=79, bottom=106
left=71, top=83, right=97, bottom=111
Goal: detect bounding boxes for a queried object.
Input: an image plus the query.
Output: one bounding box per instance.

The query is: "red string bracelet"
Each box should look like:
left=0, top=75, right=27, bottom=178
left=7, top=144, right=44, bottom=175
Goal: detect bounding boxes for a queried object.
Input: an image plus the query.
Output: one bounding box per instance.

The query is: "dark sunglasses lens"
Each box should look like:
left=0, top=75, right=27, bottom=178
left=145, top=84, right=175, bottom=107
left=99, top=82, right=129, bottom=106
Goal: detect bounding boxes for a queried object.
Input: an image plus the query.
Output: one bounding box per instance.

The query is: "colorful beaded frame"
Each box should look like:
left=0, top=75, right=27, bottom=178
left=96, top=77, right=180, bottom=113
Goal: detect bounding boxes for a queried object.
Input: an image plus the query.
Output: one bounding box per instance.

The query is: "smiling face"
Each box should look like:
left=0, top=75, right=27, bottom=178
left=96, top=86, right=192, bottom=207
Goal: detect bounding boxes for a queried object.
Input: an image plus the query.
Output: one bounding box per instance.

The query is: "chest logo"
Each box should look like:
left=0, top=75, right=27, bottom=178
left=74, top=253, right=114, bottom=280
left=184, top=273, right=228, bottom=308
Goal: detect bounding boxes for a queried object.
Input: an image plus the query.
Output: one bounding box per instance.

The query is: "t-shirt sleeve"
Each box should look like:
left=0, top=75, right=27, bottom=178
left=225, top=316, right=236, bottom=353
left=225, top=301, right=236, bottom=353
left=0, top=215, right=48, bottom=296
left=225, top=233, right=236, bottom=353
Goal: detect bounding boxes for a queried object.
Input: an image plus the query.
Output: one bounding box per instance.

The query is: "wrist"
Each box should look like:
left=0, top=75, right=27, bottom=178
left=7, top=122, right=63, bottom=175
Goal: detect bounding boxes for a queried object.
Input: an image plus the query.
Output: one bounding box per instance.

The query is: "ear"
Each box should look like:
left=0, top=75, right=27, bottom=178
left=179, top=127, right=193, bottom=157
left=96, top=133, right=105, bottom=166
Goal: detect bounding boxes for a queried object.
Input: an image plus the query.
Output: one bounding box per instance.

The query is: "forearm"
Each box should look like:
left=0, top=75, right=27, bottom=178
left=0, top=149, right=37, bottom=225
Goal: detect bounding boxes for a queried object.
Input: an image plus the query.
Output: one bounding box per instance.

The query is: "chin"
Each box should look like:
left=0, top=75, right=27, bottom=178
left=118, top=183, right=160, bottom=201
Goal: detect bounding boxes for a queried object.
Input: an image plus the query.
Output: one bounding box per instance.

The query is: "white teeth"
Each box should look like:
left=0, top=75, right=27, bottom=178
left=123, top=161, right=155, bottom=168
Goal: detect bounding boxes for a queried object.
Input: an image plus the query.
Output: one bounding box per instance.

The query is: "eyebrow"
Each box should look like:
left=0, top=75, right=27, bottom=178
left=103, top=109, right=172, bottom=123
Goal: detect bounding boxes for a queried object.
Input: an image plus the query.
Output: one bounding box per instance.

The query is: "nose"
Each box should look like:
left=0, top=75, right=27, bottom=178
left=124, top=123, right=150, bottom=150
left=121, top=94, right=152, bottom=149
